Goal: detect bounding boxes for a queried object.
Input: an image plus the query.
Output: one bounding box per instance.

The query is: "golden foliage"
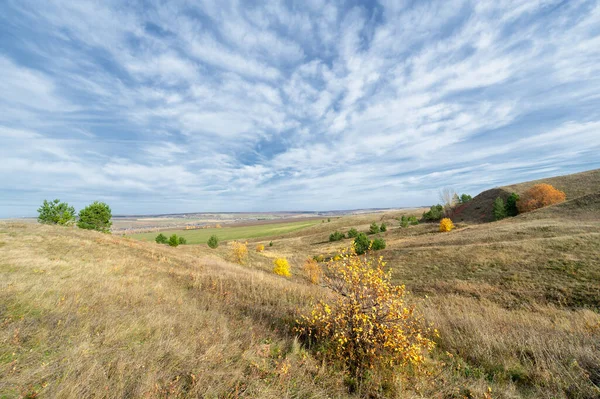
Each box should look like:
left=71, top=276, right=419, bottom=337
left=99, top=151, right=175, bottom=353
left=297, top=247, right=436, bottom=383
left=215, top=224, right=222, bottom=228
left=517, top=184, right=566, bottom=213
left=439, top=218, right=455, bottom=232
left=256, top=244, right=265, bottom=252
left=303, top=258, right=322, bottom=284
left=273, top=258, right=291, bottom=277
left=230, top=241, right=248, bottom=264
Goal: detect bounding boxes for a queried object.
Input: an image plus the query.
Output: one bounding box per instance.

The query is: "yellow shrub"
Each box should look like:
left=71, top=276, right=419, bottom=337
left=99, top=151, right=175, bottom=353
left=256, top=244, right=265, bottom=252
left=297, top=247, right=435, bottom=386
left=332, top=254, right=342, bottom=261
left=303, top=258, right=322, bottom=284
left=273, top=258, right=291, bottom=277
left=439, top=217, right=454, bottom=232
left=231, top=241, right=248, bottom=264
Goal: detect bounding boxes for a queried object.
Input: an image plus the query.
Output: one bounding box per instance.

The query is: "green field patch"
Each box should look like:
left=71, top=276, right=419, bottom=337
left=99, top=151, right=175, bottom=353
left=128, top=220, right=320, bottom=245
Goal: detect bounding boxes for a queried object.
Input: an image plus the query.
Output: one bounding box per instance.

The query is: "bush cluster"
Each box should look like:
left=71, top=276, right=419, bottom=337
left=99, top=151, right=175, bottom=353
left=399, top=215, right=419, bottom=227
left=346, top=228, right=359, bottom=238
left=37, top=199, right=76, bottom=226
left=329, top=231, right=345, bottom=242
left=369, top=222, right=380, bottom=234
left=517, top=184, right=566, bottom=213
left=155, top=233, right=168, bottom=244
left=273, top=257, right=291, bottom=277
left=422, top=204, right=444, bottom=221
left=353, top=233, right=386, bottom=255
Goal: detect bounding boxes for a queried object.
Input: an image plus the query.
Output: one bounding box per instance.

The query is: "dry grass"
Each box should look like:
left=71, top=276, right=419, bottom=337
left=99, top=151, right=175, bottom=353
left=2, top=187, right=599, bottom=398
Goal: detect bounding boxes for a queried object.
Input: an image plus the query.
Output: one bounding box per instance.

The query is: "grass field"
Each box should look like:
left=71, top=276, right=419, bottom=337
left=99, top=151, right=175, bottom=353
left=2, top=170, right=599, bottom=398
left=128, top=219, right=322, bottom=244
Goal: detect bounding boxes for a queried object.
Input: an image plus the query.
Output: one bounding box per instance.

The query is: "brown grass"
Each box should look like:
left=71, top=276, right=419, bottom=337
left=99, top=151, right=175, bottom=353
left=1, top=185, right=599, bottom=398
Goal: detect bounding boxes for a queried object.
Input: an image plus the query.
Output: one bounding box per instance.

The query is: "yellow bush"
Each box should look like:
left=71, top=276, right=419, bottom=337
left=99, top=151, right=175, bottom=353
left=297, top=248, right=435, bottom=386
left=303, top=258, right=322, bottom=284
left=231, top=241, right=248, bottom=264
left=273, top=258, right=291, bottom=277
left=256, top=244, right=265, bottom=252
left=332, top=254, right=342, bottom=261
left=439, top=218, right=454, bottom=232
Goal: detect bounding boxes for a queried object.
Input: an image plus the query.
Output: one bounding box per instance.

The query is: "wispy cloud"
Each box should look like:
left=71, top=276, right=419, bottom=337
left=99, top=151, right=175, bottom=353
left=1, top=0, right=599, bottom=216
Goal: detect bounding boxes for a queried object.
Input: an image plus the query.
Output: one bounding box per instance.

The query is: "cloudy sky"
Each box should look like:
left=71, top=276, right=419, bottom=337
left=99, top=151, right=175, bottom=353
left=1, top=0, right=599, bottom=217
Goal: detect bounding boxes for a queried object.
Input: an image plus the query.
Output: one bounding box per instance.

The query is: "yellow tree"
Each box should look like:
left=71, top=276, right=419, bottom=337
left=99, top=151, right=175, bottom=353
left=297, top=247, right=436, bottom=387
left=517, top=184, right=566, bottom=213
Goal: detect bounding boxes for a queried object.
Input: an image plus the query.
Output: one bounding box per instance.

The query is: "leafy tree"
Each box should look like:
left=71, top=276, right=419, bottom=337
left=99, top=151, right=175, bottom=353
left=37, top=199, right=76, bottom=226
left=379, top=223, right=387, bottom=232
left=422, top=204, right=444, bottom=221
left=369, top=222, right=380, bottom=235
left=460, top=194, right=473, bottom=204
left=207, top=234, right=219, bottom=249
left=77, top=201, right=112, bottom=233
left=178, top=236, right=187, bottom=245
left=155, top=233, right=168, bottom=244
left=231, top=241, right=248, bottom=264
left=346, top=228, right=359, bottom=238
left=371, top=238, right=386, bottom=250
left=273, top=258, right=291, bottom=277
left=493, top=197, right=507, bottom=220
left=517, top=184, right=566, bottom=213
left=439, top=218, right=455, bottom=232
left=329, top=231, right=345, bottom=242
left=353, top=233, right=370, bottom=255
left=168, top=234, right=179, bottom=247
left=296, top=248, right=435, bottom=390
left=505, top=192, right=520, bottom=217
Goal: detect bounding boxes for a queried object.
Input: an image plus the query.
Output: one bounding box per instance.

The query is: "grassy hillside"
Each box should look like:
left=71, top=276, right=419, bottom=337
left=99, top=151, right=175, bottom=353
left=128, top=219, right=321, bottom=244
left=2, top=171, right=600, bottom=398
left=454, top=169, right=600, bottom=223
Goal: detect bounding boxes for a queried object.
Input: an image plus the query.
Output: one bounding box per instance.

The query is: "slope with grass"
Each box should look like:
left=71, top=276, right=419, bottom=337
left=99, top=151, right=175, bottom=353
left=454, top=168, right=600, bottom=223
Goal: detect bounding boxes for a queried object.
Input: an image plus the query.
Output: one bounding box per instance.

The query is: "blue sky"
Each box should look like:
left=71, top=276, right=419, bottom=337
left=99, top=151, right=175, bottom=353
left=1, top=0, right=599, bottom=217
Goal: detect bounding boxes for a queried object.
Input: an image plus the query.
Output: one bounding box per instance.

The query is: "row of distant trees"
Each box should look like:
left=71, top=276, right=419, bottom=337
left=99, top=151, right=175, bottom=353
left=37, top=199, right=112, bottom=233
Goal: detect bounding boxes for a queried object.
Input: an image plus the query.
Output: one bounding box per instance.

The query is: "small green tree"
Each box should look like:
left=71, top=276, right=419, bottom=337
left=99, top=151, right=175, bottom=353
left=505, top=193, right=519, bottom=217
left=327, top=218, right=331, bottom=222
left=37, top=199, right=76, bottom=226
left=400, top=215, right=409, bottom=228
left=168, top=234, right=179, bottom=247
left=346, top=228, right=359, bottom=238
left=369, top=222, right=380, bottom=235
left=371, top=238, right=386, bottom=250
left=422, top=204, right=444, bottom=221
left=155, top=233, right=168, bottom=244
left=207, top=234, right=219, bottom=249
left=493, top=197, right=507, bottom=221
left=379, top=223, right=387, bottom=232
left=77, top=201, right=112, bottom=233
left=408, top=216, right=419, bottom=225
left=354, top=233, right=370, bottom=255
left=329, top=231, right=345, bottom=242
left=269, top=241, right=273, bottom=247
left=460, top=194, right=473, bottom=204
left=178, top=236, right=187, bottom=245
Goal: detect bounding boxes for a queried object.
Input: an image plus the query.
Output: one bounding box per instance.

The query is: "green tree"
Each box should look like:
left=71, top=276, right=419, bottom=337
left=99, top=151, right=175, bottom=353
left=505, top=192, right=520, bottom=217
left=371, top=238, right=386, bottom=250
left=207, top=234, right=219, bottom=249
left=408, top=216, right=419, bottom=225
left=77, top=201, right=112, bottom=233
left=37, top=199, right=76, bottom=226
left=329, top=231, right=345, bottom=242
left=354, top=233, right=370, bottom=255
left=460, top=194, right=473, bottom=204
left=493, top=197, right=507, bottom=221
left=178, top=236, right=187, bottom=245
left=155, top=233, right=168, bottom=244
left=422, top=204, right=444, bottom=221
left=168, top=234, right=179, bottom=247
left=379, top=223, right=387, bottom=232
left=369, top=222, right=380, bottom=235
left=346, top=228, right=359, bottom=238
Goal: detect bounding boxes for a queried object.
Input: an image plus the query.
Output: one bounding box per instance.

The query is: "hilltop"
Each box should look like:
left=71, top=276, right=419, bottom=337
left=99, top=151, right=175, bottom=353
left=454, top=168, right=600, bottom=223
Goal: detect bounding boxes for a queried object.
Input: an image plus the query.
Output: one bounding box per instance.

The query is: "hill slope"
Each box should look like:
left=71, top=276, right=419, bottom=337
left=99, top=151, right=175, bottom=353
left=454, top=168, right=600, bottom=223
